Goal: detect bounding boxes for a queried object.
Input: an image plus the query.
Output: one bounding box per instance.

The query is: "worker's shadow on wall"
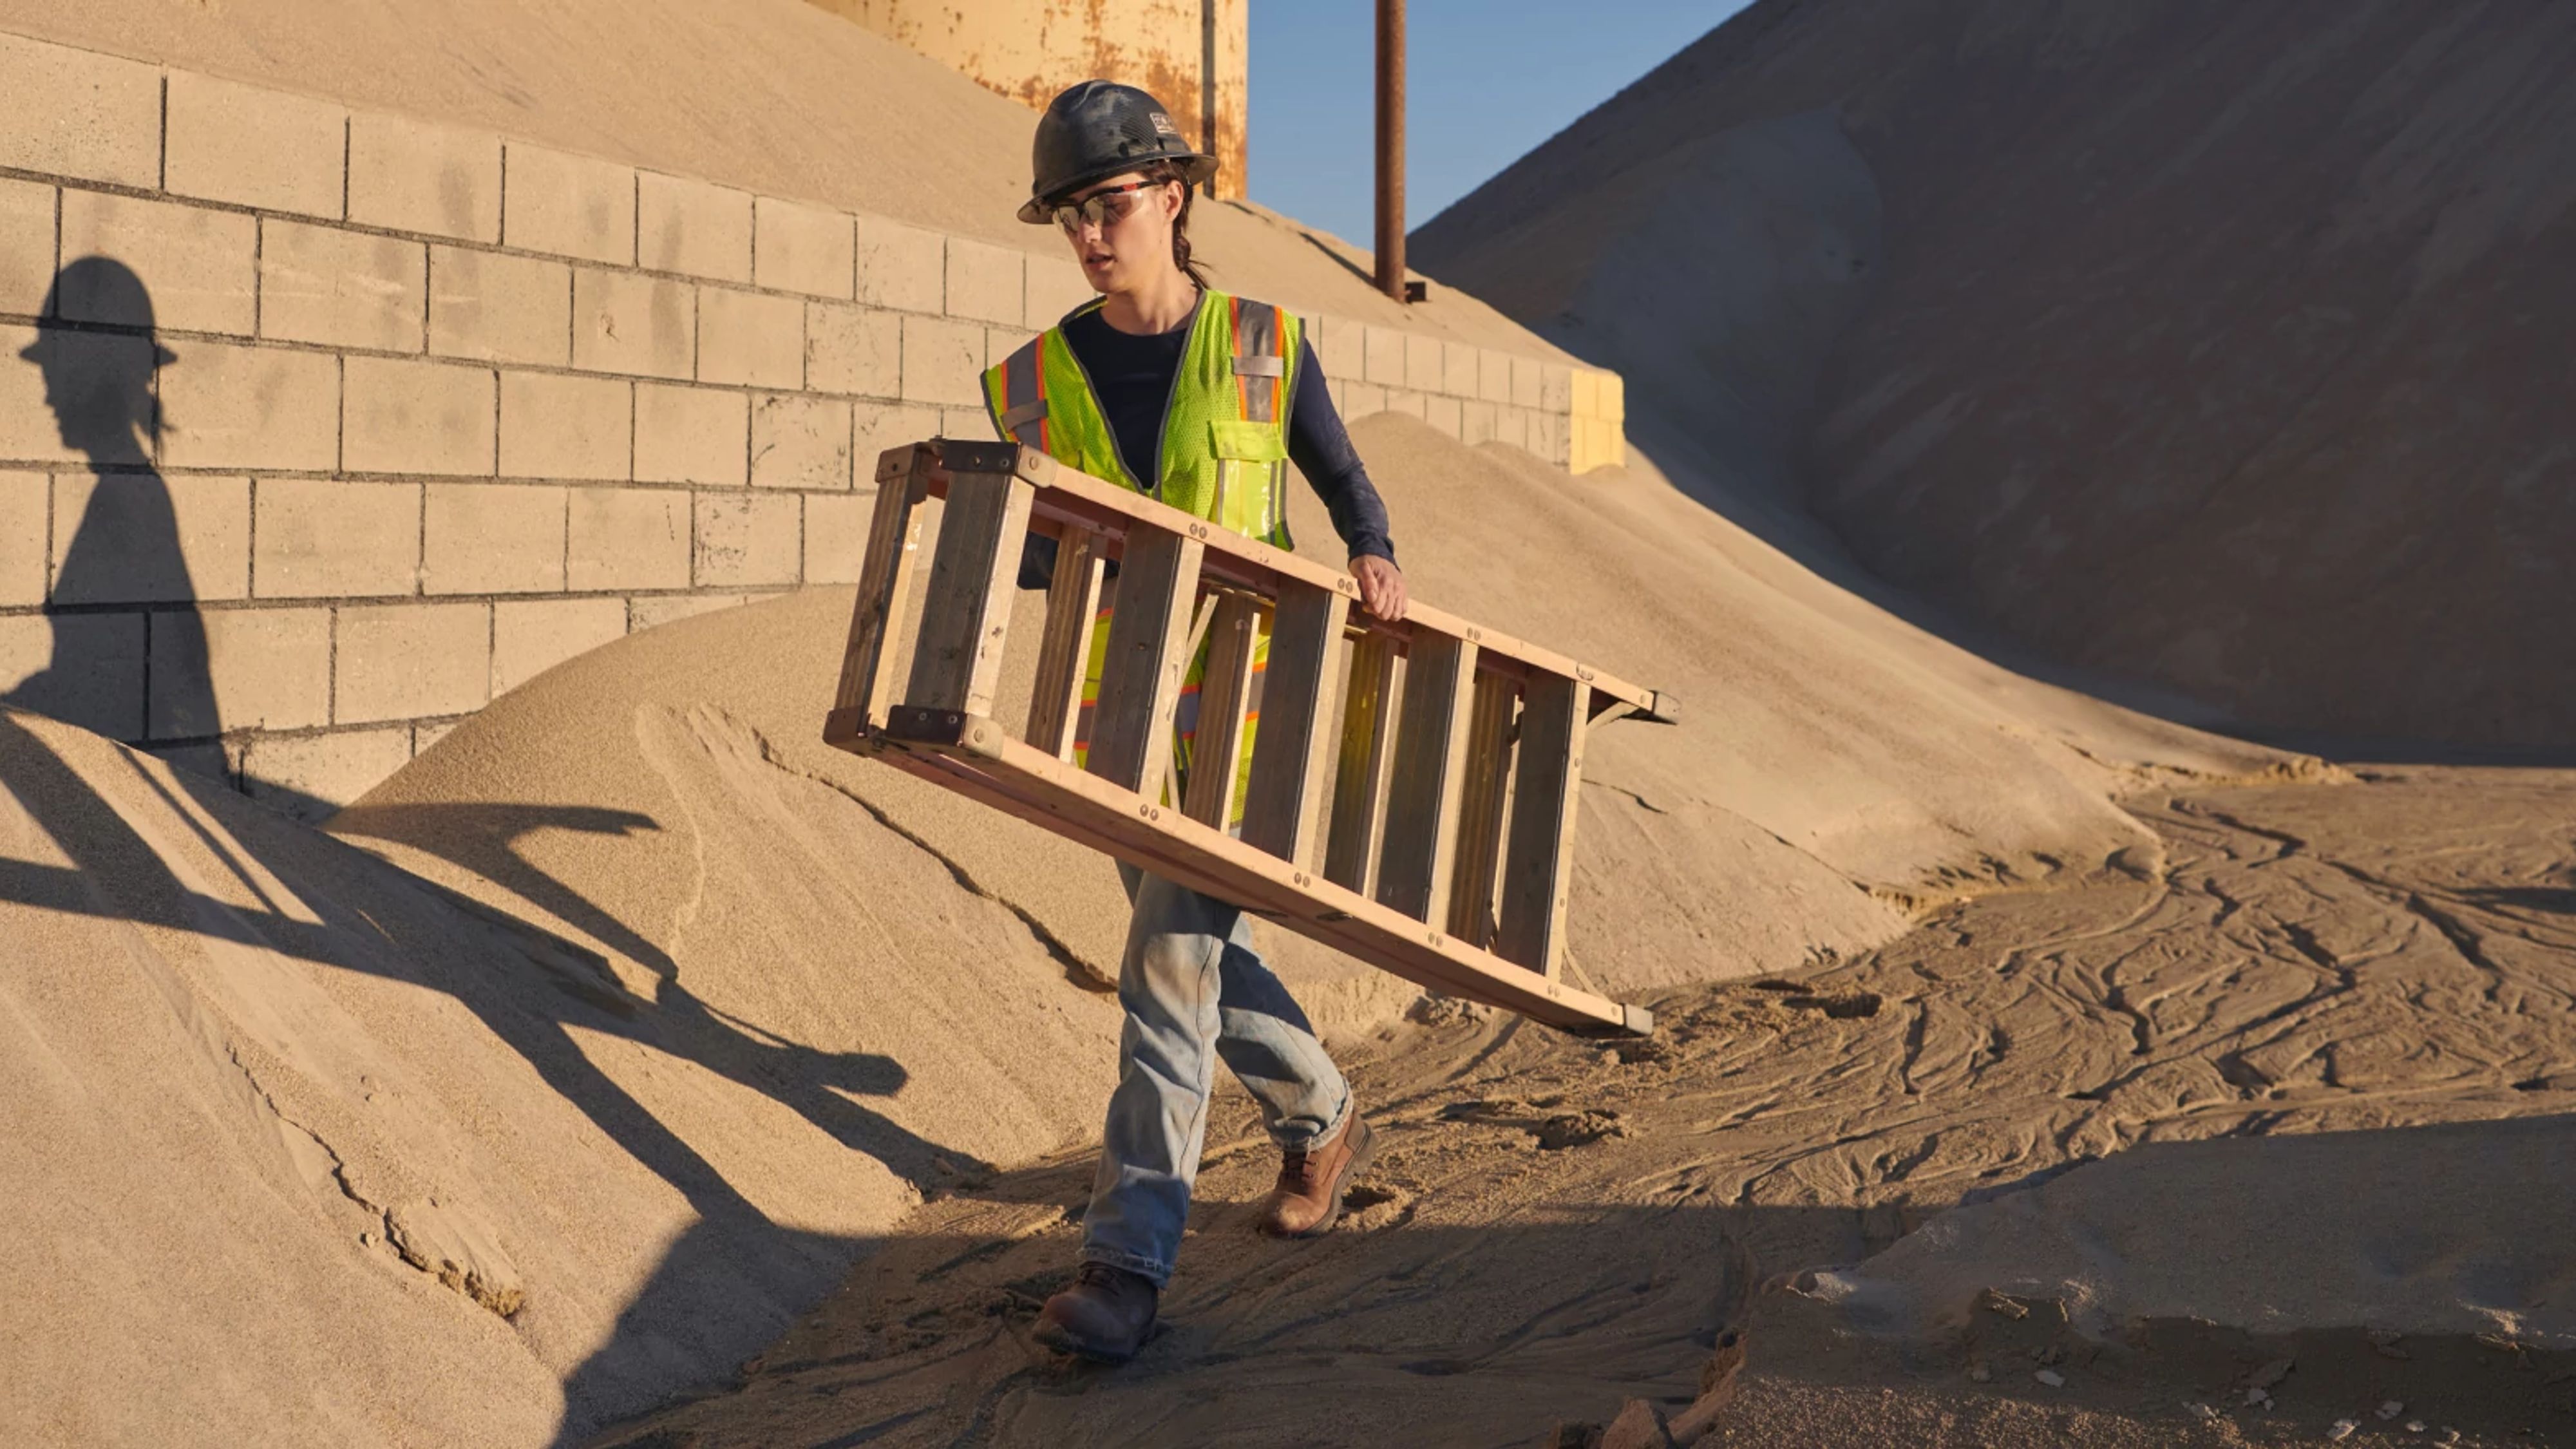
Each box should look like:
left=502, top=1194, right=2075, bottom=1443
left=4, top=257, right=219, bottom=752
left=0, top=261, right=969, bottom=1439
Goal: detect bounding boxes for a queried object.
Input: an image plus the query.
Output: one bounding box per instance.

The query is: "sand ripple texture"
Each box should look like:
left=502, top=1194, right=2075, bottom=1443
left=599, top=768, right=2576, bottom=1449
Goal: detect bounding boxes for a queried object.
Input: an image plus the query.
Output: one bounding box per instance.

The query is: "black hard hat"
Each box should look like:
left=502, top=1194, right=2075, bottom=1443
left=1019, top=80, right=1218, bottom=224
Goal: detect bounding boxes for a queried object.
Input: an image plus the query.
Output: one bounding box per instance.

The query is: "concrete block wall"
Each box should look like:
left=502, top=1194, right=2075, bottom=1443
left=0, top=30, right=1622, bottom=817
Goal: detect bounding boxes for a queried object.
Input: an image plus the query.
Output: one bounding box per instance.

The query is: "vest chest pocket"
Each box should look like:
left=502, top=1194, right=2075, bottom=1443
left=1207, top=420, right=1289, bottom=542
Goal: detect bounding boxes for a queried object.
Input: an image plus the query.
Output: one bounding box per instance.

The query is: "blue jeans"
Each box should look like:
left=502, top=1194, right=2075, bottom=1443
left=1077, top=863, right=1350, bottom=1286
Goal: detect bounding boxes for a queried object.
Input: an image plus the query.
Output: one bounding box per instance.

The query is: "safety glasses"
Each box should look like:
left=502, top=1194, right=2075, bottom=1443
left=1052, top=179, right=1165, bottom=234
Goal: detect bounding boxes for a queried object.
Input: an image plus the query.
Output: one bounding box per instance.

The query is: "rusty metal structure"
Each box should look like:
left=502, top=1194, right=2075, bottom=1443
left=815, top=0, right=1249, bottom=200
left=1376, top=0, right=1408, bottom=302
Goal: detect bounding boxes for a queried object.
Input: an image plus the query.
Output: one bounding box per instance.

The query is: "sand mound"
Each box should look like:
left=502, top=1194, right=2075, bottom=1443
left=0, top=697, right=1120, bottom=1448
left=1416, top=1, right=2576, bottom=750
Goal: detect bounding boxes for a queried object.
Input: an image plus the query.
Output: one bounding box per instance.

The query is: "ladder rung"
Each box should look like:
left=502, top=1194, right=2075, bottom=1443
left=903, top=464, right=1034, bottom=717
left=1321, top=629, right=1399, bottom=893
left=1025, top=525, right=1104, bottom=759
left=1242, top=580, right=1350, bottom=865
left=1085, top=526, right=1204, bottom=794
left=1376, top=632, right=1477, bottom=924
left=1497, top=674, right=1589, bottom=977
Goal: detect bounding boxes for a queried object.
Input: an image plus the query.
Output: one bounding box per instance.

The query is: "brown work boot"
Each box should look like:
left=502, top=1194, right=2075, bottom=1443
left=1258, top=1111, right=1376, bottom=1238
left=1032, top=1262, right=1159, bottom=1363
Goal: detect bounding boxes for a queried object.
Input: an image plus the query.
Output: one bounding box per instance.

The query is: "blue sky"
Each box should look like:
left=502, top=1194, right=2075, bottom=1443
left=1247, top=1, right=1754, bottom=246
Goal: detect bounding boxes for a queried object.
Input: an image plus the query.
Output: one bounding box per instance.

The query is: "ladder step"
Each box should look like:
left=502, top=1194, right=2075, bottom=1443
left=1025, top=524, right=1104, bottom=759
left=1446, top=670, right=1519, bottom=946
left=1376, top=632, right=1477, bottom=924
left=904, top=464, right=1034, bottom=717
left=1086, top=525, right=1204, bottom=795
left=1242, top=580, right=1350, bottom=865
left=1180, top=591, right=1261, bottom=827
left=1322, top=629, right=1399, bottom=893
left=1497, top=674, right=1589, bottom=978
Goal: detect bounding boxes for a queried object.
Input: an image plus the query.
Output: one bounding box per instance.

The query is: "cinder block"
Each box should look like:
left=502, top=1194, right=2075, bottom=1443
left=567, top=488, right=688, bottom=591
left=423, top=482, right=565, bottom=594
left=1385, top=389, right=1427, bottom=422
left=628, top=592, right=741, bottom=631
left=573, top=267, right=695, bottom=380
left=335, top=601, right=489, bottom=723
left=491, top=595, right=625, bottom=695
left=898, top=314, right=984, bottom=406
left=343, top=355, right=495, bottom=476
left=1510, top=355, right=1541, bottom=410
left=0, top=33, right=162, bottom=189
left=693, top=491, right=800, bottom=587
left=1477, top=348, right=1512, bottom=404
left=429, top=246, right=570, bottom=366
left=635, top=384, right=747, bottom=487
left=639, top=171, right=752, bottom=283
left=252, top=478, right=418, bottom=598
left=1571, top=368, right=1598, bottom=421
left=498, top=372, right=630, bottom=480
left=853, top=212, right=944, bottom=312
left=696, top=285, right=802, bottom=388
left=986, top=327, right=1035, bottom=367
left=164, top=70, right=345, bottom=220
left=1342, top=381, right=1387, bottom=419
left=1404, top=333, right=1444, bottom=393
left=1540, top=361, right=1573, bottom=413
left=939, top=406, right=990, bottom=442
left=148, top=605, right=330, bottom=738
left=1426, top=395, right=1463, bottom=440
left=502, top=142, right=634, bottom=265
left=1442, top=339, right=1479, bottom=397
left=853, top=401, right=943, bottom=475
left=1023, top=254, right=1094, bottom=328
left=1528, top=411, right=1564, bottom=466
left=58, top=190, right=256, bottom=336
left=753, top=196, right=853, bottom=299
left=49, top=471, right=249, bottom=604
left=1493, top=406, right=1528, bottom=452
left=804, top=302, right=898, bottom=397
left=412, top=717, right=460, bottom=755
left=348, top=111, right=500, bottom=243
left=241, top=724, right=412, bottom=817
left=751, top=392, right=851, bottom=490
left=943, top=238, right=1023, bottom=325
left=158, top=342, right=339, bottom=471
left=1312, top=315, right=1363, bottom=382
left=0, top=471, right=44, bottom=605
left=802, top=491, right=869, bottom=585
left=1363, top=325, right=1405, bottom=386
left=1461, top=399, right=1496, bottom=446
left=145, top=741, right=231, bottom=782
left=0, top=611, right=144, bottom=739
left=260, top=220, right=426, bottom=352
left=0, top=326, right=138, bottom=464
left=0, top=178, right=55, bottom=318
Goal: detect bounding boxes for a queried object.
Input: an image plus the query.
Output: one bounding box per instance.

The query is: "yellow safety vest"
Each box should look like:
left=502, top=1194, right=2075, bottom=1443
left=983, top=290, right=1304, bottom=824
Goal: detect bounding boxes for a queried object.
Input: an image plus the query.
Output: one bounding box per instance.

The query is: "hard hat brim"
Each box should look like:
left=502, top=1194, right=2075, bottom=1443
left=1018, top=153, right=1220, bottom=224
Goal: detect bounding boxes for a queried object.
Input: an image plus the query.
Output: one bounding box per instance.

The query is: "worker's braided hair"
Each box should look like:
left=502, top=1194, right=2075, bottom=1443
left=1141, top=159, right=1212, bottom=291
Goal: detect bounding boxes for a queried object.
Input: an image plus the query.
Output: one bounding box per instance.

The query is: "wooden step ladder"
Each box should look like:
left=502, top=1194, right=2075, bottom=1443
left=822, top=440, right=1674, bottom=1039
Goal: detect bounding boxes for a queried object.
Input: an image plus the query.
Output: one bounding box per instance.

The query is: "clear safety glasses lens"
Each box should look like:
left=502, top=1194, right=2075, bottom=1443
left=1053, top=182, right=1155, bottom=234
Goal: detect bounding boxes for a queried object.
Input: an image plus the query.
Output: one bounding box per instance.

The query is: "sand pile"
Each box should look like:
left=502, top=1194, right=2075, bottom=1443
left=1415, top=1, right=2576, bottom=750
left=3, top=408, right=2304, bottom=1446
left=0, top=696, right=1121, bottom=1448
left=600, top=766, right=2576, bottom=1449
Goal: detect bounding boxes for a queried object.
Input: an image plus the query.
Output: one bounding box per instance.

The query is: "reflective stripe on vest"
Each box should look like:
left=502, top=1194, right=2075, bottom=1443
left=981, top=290, right=1302, bottom=824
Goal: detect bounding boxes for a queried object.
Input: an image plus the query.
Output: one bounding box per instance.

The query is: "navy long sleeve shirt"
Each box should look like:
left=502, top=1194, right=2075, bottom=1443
left=1006, top=298, right=1396, bottom=587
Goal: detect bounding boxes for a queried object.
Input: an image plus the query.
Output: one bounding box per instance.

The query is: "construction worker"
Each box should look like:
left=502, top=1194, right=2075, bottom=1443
left=983, top=80, right=1407, bottom=1364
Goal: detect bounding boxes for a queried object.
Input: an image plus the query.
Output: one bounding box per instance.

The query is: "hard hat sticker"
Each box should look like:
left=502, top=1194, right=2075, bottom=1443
left=1149, top=111, right=1178, bottom=135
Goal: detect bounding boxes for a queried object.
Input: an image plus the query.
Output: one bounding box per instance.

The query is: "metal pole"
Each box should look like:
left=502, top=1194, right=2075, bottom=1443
left=1375, top=0, right=1406, bottom=302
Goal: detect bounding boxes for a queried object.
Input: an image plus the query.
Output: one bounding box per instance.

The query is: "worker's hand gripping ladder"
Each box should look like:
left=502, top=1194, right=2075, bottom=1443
left=823, top=440, right=1674, bottom=1038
